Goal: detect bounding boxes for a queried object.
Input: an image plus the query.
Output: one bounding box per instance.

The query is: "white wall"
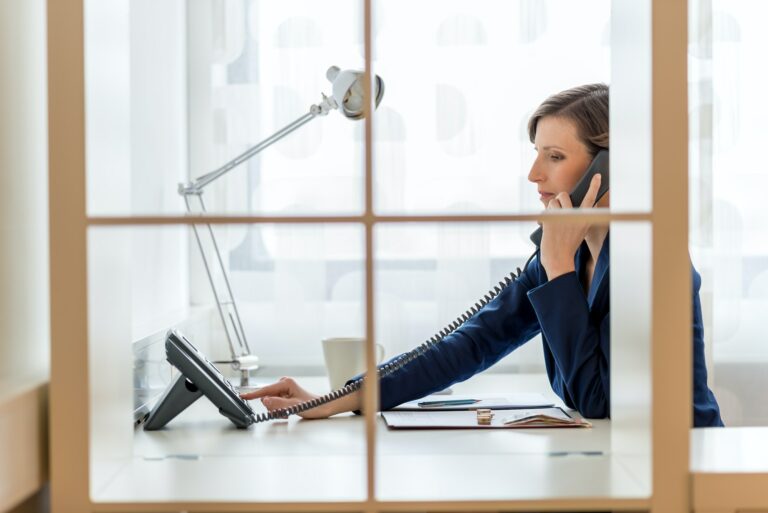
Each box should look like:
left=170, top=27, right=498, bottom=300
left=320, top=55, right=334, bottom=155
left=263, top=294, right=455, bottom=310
left=0, top=0, right=50, bottom=510
left=0, top=0, right=50, bottom=386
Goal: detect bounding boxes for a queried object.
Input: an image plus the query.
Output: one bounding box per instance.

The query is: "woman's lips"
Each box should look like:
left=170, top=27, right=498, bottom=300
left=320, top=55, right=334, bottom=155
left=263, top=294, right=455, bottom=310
left=539, top=192, right=555, bottom=203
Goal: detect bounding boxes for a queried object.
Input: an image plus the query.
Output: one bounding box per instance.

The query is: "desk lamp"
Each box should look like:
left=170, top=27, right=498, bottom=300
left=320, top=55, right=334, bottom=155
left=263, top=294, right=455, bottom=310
left=178, top=66, right=385, bottom=387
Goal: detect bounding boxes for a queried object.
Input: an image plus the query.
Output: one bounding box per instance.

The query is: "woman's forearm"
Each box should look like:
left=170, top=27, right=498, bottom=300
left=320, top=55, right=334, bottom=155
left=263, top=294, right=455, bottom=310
left=326, top=389, right=363, bottom=416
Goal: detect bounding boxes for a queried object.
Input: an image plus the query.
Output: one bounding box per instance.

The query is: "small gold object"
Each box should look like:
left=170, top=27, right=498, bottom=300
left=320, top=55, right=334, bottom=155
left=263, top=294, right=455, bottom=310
left=476, top=408, right=494, bottom=425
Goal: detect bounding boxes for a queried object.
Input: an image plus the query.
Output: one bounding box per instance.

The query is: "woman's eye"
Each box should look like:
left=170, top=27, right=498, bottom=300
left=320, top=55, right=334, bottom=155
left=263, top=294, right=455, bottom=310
left=549, top=154, right=563, bottom=161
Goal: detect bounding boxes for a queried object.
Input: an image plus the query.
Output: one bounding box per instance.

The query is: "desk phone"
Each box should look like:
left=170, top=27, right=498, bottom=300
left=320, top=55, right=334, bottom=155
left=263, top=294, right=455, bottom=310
left=143, top=330, right=256, bottom=430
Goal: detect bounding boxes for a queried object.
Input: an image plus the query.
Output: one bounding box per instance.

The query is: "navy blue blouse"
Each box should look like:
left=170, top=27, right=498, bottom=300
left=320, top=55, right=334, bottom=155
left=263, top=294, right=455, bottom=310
left=372, top=234, right=724, bottom=427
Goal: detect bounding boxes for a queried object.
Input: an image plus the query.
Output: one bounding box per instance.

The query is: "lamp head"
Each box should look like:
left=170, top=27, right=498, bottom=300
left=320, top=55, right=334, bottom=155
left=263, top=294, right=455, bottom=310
left=326, top=66, right=385, bottom=120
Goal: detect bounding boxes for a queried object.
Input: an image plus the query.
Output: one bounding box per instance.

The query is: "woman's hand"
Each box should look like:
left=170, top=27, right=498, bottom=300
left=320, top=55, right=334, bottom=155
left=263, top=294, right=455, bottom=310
left=539, top=173, right=602, bottom=280
left=240, top=377, right=359, bottom=419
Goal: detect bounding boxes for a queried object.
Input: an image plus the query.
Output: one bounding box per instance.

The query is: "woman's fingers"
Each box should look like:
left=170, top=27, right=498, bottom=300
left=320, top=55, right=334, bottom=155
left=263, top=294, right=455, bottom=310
left=548, top=192, right=573, bottom=210
left=261, top=396, right=299, bottom=411
left=239, top=380, right=291, bottom=400
left=580, top=173, right=602, bottom=208
left=555, top=192, right=572, bottom=209
left=547, top=174, right=602, bottom=211
left=262, top=392, right=327, bottom=419
left=239, top=376, right=328, bottom=419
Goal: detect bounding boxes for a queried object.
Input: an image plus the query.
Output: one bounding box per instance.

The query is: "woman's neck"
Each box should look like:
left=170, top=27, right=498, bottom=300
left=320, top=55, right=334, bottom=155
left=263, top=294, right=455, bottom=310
left=585, top=225, right=609, bottom=264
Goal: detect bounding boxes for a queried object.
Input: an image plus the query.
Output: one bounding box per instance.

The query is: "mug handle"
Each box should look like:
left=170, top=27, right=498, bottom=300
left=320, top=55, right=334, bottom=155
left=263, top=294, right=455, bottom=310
left=375, top=343, right=386, bottom=363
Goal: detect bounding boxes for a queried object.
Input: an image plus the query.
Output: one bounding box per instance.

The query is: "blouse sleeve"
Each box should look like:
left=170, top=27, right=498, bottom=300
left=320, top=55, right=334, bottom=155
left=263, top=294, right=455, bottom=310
left=526, top=271, right=610, bottom=418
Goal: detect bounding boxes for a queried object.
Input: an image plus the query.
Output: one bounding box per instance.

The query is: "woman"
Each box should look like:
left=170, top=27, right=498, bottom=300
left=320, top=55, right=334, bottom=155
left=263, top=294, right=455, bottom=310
left=242, top=83, right=724, bottom=427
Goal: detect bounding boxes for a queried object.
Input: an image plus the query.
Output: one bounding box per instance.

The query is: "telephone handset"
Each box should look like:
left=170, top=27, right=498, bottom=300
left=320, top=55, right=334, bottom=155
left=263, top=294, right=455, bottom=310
left=529, top=149, right=610, bottom=247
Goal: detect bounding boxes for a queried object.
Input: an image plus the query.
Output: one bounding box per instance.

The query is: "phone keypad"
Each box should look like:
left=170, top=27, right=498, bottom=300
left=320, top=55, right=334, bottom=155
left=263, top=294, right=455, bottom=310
left=179, top=334, right=253, bottom=414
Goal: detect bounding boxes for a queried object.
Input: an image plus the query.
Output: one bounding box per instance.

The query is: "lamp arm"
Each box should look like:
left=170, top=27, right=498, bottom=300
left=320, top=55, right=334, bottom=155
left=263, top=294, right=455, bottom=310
left=179, top=111, right=315, bottom=194
left=179, top=93, right=338, bottom=195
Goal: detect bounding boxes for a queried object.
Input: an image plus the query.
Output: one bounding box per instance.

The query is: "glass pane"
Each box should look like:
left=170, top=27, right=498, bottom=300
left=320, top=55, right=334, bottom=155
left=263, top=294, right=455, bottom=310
left=87, top=224, right=366, bottom=503
left=375, top=223, right=542, bottom=373
left=372, top=0, right=611, bottom=214
left=609, top=222, right=651, bottom=491
left=689, top=0, right=768, bottom=427
left=610, top=0, right=652, bottom=213
left=373, top=223, right=649, bottom=503
left=85, top=0, right=365, bottom=217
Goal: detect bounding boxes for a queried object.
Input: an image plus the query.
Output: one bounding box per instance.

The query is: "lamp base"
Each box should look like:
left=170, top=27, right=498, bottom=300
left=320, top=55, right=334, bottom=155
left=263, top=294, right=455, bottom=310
left=239, top=368, right=258, bottom=388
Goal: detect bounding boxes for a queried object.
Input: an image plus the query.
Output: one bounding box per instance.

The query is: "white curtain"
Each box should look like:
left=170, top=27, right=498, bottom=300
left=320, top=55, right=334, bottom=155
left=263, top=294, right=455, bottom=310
left=201, top=0, right=611, bottom=371
left=689, top=0, right=768, bottom=426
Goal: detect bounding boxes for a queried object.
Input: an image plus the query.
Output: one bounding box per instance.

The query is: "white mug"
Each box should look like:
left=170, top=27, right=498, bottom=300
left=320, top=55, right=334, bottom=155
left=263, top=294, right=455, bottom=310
left=321, top=337, right=385, bottom=391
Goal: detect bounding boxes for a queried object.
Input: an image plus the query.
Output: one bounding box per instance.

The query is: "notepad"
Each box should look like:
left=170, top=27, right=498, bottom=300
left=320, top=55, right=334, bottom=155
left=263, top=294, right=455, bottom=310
left=391, top=393, right=554, bottom=411
left=381, top=407, right=591, bottom=429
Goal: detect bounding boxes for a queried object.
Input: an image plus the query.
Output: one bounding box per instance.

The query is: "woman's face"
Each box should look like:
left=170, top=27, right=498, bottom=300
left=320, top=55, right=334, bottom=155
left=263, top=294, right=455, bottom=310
left=528, top=116, right=602, bottom=206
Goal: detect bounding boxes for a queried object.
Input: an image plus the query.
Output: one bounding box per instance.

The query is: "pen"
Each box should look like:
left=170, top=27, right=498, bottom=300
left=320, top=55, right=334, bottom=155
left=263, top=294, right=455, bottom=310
left=417, top=399, right=481, bottom=407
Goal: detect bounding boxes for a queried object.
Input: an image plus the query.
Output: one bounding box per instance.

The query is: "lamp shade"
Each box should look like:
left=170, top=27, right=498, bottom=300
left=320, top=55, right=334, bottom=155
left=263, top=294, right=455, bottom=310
left=326, top=66, right=385, bottom=119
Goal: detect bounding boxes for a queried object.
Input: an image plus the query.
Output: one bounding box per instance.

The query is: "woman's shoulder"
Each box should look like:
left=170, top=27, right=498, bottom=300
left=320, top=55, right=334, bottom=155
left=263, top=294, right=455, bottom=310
left=690, top=259, right=702, bottom=293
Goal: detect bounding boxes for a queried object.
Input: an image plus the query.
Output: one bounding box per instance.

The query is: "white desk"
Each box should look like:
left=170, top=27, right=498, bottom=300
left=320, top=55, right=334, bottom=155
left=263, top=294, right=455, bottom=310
left=92, top=373, right=650, bottom=511
left=691, top=427, right=768, bottom=513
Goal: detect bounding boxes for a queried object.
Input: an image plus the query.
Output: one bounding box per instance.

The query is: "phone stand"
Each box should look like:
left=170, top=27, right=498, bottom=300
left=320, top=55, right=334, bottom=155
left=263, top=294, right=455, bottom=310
left=143, top=374, right=204, bottom=430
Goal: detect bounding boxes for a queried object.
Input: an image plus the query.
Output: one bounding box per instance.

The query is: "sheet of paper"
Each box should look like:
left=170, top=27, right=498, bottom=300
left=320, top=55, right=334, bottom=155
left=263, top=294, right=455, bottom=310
left=391, top=393, right=554, bottom=411
left=500, top=408, right=572, bottom=424
left=381, top=407, right=589, bottom=429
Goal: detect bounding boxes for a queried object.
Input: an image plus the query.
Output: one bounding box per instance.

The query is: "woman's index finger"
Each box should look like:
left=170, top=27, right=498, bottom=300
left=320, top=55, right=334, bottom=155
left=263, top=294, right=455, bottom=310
left=581, top=173, right=602, bottom=208
left=239, top=381, right=286, bottom=400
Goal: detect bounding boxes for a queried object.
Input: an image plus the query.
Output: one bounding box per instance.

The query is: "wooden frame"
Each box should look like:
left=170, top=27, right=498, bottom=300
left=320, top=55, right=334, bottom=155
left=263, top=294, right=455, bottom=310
left=47, top=0, right=693, bottom=511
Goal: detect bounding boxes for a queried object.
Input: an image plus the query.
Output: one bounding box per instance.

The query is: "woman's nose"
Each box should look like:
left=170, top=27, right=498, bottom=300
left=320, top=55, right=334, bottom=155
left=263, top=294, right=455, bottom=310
left=528, top=160, right=543, bottom=183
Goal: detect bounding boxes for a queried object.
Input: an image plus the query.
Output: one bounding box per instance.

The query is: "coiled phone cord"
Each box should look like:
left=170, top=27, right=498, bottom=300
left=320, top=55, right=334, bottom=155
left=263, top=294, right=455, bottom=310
left=251, top=250, right=538, bottom=423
